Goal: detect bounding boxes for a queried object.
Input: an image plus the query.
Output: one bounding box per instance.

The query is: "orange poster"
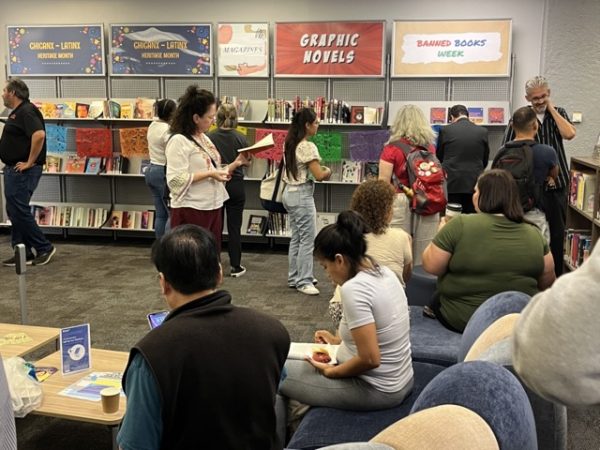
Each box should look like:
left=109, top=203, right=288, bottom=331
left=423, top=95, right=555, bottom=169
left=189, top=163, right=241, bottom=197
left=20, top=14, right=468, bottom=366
left=275, top=21, right=384, bottom=77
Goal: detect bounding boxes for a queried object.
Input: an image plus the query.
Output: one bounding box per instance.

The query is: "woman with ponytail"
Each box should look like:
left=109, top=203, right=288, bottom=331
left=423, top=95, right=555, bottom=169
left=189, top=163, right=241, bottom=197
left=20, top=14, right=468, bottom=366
left=279, top=211, right=414, bottom=413
left=282, top=108, right=331, bottom=296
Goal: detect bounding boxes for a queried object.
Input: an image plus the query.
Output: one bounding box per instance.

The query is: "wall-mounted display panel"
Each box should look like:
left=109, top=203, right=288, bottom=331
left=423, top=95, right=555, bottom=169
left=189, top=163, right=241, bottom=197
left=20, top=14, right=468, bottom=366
left=217, top=23, right=269, bottom=77
left=275, top=21, right=384, bottom=78
left=7, top=25, right=104, bottom=76
left=110, top=24, right=212, bottom=76
left=392, top=19, right=512, bottom=77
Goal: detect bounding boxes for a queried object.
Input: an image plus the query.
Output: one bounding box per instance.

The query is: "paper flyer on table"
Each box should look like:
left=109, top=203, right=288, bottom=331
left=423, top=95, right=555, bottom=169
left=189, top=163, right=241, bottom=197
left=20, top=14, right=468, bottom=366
left=60, top=323, right=91, bottom=375
left=59, top=371, right=124, bottom=401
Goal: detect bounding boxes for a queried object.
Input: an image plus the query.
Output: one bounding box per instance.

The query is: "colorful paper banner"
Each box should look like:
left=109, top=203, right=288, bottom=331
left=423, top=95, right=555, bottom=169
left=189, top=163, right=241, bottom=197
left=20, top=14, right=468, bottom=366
left=275, top=21, right=385, bottom=77
left=46, top=124, right=68, bottom=153
left=110, top=24, right=212, bottom=75
left=348, top=130, right=390, bottom=161
left=311, top=132, right=343, bottom=162
left=119, top=128, right=149, bottom=158
left=75, top=128, right=113, bottom=158
left=254, top=129, right=286, bottom=161
left=217, top=23, right=269, bottom=77
left=7, top=25, right=104, bottom=76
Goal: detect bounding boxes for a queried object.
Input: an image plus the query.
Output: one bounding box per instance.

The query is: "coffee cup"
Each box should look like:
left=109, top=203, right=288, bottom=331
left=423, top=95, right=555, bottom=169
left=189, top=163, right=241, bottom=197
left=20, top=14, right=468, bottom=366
left=445, top=203, right=463, bottom=219
left=100, top=387, right=121, bottom=414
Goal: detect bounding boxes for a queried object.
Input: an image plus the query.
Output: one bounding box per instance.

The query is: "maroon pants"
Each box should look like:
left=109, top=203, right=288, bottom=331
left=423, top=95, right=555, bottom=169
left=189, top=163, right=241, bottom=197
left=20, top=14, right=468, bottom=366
left=170, top=207, right=223, bottom=253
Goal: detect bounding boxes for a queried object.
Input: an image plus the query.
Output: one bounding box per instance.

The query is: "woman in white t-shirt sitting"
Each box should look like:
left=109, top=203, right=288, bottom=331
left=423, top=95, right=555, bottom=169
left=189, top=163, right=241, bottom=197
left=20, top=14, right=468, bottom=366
left=279, top=211, right=414, bottom=412
left=282, top=108, right=331, bottom=296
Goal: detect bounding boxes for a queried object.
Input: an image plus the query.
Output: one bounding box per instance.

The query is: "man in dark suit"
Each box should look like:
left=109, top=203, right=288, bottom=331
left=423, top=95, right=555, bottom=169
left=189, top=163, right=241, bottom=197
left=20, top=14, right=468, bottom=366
left=437, top=105, right=490, bottom=214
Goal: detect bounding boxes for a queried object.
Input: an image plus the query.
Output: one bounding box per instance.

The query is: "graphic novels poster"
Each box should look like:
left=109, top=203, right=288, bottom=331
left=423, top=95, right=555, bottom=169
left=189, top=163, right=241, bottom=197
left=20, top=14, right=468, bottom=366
left=392, top=20, right=512, bottom=77
left=7, top=25, right=104, bottom=76
left=110, top=24, right=212, bottom=75
left=275, top=21, right=384, bottom=77
left=217, top=23, right=269, bottom=77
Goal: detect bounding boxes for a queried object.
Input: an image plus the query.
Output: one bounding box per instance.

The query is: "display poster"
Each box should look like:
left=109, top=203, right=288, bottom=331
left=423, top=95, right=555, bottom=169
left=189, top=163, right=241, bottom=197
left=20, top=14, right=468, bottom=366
left=217, top=23, right=269, bottom=77
left=275, top=21, right=384, bottom=77
left=60, top=323, right=91, bottom=375
left=392, top=20, right=512, bottom=77
left=110, top=24, right=212, bottom=76
left=7, top=25, right=104, bottom=76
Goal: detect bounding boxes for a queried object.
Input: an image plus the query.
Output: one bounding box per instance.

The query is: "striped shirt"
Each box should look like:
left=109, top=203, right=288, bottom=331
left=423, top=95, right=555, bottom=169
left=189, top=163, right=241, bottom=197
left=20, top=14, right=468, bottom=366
left=503, top=106, right=572, bottom=190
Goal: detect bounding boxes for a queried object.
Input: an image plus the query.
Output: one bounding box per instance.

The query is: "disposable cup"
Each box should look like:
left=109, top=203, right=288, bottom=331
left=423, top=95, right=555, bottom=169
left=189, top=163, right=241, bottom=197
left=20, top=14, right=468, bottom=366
left=100, top=387, right=120, bottom=414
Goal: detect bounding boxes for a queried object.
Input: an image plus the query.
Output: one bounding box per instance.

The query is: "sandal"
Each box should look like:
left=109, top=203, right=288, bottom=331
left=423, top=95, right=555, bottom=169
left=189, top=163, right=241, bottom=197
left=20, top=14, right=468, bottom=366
left=422, top=306, right=436, bottom=320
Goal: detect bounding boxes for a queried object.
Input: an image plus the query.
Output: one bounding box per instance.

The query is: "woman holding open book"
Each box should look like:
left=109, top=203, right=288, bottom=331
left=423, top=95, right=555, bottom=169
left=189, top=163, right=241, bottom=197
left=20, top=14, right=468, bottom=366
left=282, top=108, right=331, bottom=296
left=165, top=86, right=249, bottom=253
left=279, top=211, right=413, bottom=414
left=145, top=98, right=176, bottom=238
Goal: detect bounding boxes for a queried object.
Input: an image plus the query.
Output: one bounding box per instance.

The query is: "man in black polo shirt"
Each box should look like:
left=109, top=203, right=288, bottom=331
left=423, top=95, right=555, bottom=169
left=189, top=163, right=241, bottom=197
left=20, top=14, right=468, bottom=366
left=503, top=76, right=576, bottom=276
left=1, top=78, right=55, bottom=266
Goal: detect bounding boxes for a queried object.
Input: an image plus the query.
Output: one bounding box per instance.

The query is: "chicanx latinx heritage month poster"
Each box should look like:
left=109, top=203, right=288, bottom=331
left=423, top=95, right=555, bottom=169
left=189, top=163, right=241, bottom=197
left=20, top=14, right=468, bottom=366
left=7, top=25, right=104, bottom=76
left=392, top=20, right=512, bottom=77
left=275, top=21, right=385, bottom=77
left=217, top=23, right=269, bottom=77
left=110, top=24, right=212, bottom=76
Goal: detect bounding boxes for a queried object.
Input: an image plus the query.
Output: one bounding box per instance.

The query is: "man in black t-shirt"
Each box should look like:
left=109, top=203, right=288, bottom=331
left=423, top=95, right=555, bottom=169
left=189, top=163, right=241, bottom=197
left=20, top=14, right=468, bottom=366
left=0, top=78, right=55, bottom=266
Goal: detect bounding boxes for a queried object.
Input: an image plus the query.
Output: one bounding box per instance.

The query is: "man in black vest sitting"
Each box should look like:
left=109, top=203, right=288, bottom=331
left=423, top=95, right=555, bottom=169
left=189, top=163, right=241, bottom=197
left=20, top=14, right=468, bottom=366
left=117, top=224, right=290, bottom=450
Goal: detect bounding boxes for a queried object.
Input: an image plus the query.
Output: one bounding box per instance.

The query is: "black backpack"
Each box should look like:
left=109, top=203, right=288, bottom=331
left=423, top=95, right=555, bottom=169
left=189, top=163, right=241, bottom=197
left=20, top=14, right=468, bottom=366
left=492, top=140, right=539, bottom=212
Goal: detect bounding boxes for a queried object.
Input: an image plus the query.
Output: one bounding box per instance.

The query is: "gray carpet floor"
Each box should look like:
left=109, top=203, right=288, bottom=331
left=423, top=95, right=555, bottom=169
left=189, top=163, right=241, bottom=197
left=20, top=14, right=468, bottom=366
left=0, top=234, right=598, bottom=449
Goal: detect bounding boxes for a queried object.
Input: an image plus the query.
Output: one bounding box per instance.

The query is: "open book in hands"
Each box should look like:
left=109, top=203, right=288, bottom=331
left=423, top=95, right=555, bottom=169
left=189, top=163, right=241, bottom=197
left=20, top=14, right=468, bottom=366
left=237, top=133, right=275, bottom=154
left=288, top=342, right=339, bottom=365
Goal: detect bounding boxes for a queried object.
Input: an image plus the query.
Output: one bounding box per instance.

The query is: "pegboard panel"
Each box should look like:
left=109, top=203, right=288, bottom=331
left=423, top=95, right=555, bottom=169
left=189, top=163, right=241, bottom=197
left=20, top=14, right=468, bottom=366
left=61, top=78, right=107, bottom=98
left=23, top=78, right=57, bottom=98
left=391, top=79, right=447, bottom=101
left=110, top=78, right=160, bottom=98
left=114, top=177, right=153, bottom=205
left=328, top=184, right=357, bottom=212
left=31, top=176, right=61, bottom=202
left=64, top=176, right=112, bottom=203
left=274, top=79, right=327, bottom=99
left=451, top=79, right=510, bottom=101
left=331, top=79, right=385, bottom=102
left=164, top=78, right=214, bottom=99
left=218, top=79, right=269, bottom=100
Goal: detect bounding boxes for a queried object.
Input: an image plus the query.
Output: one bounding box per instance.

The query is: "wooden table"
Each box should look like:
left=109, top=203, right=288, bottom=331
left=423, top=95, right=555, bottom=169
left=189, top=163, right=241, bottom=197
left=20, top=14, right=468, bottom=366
left=32, top=348, right=129, bottom=449
left=0, top=323, right=60, bottom=359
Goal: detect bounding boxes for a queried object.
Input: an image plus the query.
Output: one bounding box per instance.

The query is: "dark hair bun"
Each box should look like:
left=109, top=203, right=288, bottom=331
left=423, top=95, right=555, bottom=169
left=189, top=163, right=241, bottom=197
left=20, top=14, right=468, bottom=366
left=336, top=210, right=367, bottom=238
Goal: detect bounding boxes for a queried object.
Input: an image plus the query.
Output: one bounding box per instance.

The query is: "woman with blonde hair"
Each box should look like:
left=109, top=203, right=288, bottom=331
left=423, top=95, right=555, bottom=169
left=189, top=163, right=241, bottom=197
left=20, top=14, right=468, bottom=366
left=378, top=104, right=439, bottom=265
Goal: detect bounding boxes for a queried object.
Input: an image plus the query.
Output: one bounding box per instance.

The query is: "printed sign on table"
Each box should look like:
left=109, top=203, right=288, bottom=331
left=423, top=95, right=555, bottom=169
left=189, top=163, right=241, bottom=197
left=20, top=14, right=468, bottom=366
left=110, top=24, right=212, bottom=76
left=275, top=21, right=385, bottom=77
left=217, top=23, right=269, bottom=77
left=60, top=323, right=91, bottom=375
left=392, top=20, right=512, bottom=77
left=7, top=25, right=104, bottom=76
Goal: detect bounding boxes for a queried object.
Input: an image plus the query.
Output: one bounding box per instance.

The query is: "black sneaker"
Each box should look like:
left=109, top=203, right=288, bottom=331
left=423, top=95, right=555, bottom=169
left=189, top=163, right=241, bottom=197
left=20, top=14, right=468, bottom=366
left=2, top=255, right=34, bottom=267
left=32, top=247, right=56, bottom=266
left=230, top=265, right=246, bottom=278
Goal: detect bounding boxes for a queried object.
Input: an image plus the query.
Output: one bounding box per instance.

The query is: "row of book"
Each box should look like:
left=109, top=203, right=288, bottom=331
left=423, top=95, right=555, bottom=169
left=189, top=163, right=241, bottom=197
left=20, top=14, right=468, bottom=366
left=266, top=97, right=382, bottom=125
left=246, top=212, right=338, bottom=236
left=220, top=96, right=250, bottom=121
left=564, top=229, right=593, bottom=269
left=44, top=154, right=131, bottom=174
left=266, top=212, right=290, bottom=236
left=34, top=98, right=155, bottom=120
left=569, top=170, right=596, bottom=213
left=108, top=210, right=155, bottom=230
left=327, top=160, right=379, bottom=183
left=429, top=107, right=505, bottom=125
left=32, top=205, right=109, bottom=228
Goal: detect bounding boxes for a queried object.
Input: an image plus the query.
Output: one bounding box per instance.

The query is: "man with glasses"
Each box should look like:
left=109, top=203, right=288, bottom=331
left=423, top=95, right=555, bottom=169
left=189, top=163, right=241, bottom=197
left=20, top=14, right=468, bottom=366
left=503, top=76, right=576, bottom=276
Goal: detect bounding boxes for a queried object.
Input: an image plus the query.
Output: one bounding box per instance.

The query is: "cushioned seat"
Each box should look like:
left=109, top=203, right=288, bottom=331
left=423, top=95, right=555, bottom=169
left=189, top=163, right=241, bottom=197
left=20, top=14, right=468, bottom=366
left=405, top=265, right=436, bottom=306
left=409, top=306, right=461, bottom=366
left=287, top=362, right=445, bottom=450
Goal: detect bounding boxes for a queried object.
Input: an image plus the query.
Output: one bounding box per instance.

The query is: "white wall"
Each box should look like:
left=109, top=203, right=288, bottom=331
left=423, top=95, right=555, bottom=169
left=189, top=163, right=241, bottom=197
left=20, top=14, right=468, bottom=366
left=0, top=0, right=545, bottom=102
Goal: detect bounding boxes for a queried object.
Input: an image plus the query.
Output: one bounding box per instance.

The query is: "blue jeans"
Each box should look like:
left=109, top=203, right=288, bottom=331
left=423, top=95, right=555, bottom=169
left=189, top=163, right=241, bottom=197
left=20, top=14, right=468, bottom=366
left=3, top=164, right=52, bottom=256
left=144, top=164, right=170, bottom=238
left=282, top=182, right=316, bottom=288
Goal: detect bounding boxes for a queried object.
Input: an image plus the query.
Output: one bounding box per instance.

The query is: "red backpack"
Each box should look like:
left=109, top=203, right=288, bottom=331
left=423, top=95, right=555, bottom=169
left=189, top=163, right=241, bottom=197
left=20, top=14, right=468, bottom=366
left=392, top=141, right=447, bottom=216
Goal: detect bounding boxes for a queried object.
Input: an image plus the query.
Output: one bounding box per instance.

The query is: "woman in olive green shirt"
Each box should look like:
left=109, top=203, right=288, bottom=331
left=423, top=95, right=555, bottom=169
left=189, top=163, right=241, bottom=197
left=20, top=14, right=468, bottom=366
left=422, top=169, right=556, bottom=332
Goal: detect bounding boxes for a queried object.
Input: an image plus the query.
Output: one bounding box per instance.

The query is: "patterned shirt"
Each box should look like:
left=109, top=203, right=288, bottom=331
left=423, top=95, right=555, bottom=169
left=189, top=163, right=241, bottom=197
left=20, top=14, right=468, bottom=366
left=503, top=106, right=572, bottom=190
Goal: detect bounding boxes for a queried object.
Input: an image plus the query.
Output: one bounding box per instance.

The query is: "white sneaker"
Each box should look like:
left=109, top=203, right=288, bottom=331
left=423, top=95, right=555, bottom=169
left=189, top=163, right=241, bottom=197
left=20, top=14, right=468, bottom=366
left=297, top=284, right=320, bottom=296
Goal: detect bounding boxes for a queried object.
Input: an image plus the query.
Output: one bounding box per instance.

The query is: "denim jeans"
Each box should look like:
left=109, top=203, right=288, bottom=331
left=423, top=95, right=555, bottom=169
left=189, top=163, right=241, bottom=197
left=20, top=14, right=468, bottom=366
left=144, top=164, right=170, bottom=238
left=3, top=164, right=52, bottom=256
left=282, top=182, right=316, bottom=288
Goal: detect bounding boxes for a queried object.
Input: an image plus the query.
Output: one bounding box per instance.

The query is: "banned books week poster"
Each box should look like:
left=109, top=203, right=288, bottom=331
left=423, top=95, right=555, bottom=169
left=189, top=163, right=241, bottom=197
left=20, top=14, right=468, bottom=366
left=110, top=24, right=212, bottom=76
left=217, top=23, right=269, bottom=77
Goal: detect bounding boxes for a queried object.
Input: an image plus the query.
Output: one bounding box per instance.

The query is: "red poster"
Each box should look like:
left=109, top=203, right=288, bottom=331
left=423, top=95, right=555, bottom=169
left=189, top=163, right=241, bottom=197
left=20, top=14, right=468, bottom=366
left=275, top=21, right=384, bottom=77
left=75, top=128, right=112, bottom=158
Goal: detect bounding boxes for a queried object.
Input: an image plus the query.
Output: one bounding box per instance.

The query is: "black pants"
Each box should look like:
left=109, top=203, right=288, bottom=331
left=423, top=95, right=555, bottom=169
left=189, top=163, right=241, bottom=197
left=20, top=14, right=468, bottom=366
left=224, top=178, right=245, bottom=268
left=543, top=188, right=567, bottom=277
left=448, top=193, right=476, bottom=214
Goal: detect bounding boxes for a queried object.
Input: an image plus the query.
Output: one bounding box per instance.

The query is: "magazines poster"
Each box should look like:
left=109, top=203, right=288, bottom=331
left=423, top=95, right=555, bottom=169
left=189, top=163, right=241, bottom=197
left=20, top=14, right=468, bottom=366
left=217, top=23, right=269, bottom=77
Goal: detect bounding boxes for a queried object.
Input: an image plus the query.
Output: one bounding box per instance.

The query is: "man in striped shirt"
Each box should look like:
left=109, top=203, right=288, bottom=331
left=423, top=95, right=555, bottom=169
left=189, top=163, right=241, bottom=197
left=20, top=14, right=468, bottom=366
left=504, top=76, right=576, bottom=276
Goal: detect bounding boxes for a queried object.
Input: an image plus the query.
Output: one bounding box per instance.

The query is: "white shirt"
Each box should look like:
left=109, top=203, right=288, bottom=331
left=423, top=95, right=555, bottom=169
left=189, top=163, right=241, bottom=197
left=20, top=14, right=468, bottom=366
left=283, top=141, right=321, bottom=185
left=166, top=134, right=228, bottom=210
left=147, top=121, right=170, bottom=166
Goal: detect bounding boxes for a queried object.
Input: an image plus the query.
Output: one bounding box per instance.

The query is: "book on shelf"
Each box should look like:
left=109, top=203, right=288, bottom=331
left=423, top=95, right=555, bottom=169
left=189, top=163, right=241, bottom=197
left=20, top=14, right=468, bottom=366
left=364, top=162, right=379, bottom=180
left=134, top=98, right=155, bottom=119
left=341, top=160, right=362, bottom=183
left=316, top=213, right=337, bottom=231
left=267, top=212, right=289, bottom=236
left=430, top=107, right=447, bottom=124
left=75, top=103, right=90, bottom=119
left=237, top=134, right=275, bottom=154
left=246, top=214, right=267, bottom=235
left=64, top=155, right=87, bottom=173
left=85, top=157, right=103, bottom=174
left=467, top=107, right=484, bottom=124
left=564, top=228, right=592, bottom=269
left=569, top=170, right=596, bottom=212
left=350, top=106, right=364, bottom=124
left=88, top=101, right=105, bottom=119
left=488, top=107, right=505, bottom=124
left=45, top=155, right=62, bottom=173
left=363, top=106, right=379, bottom=125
